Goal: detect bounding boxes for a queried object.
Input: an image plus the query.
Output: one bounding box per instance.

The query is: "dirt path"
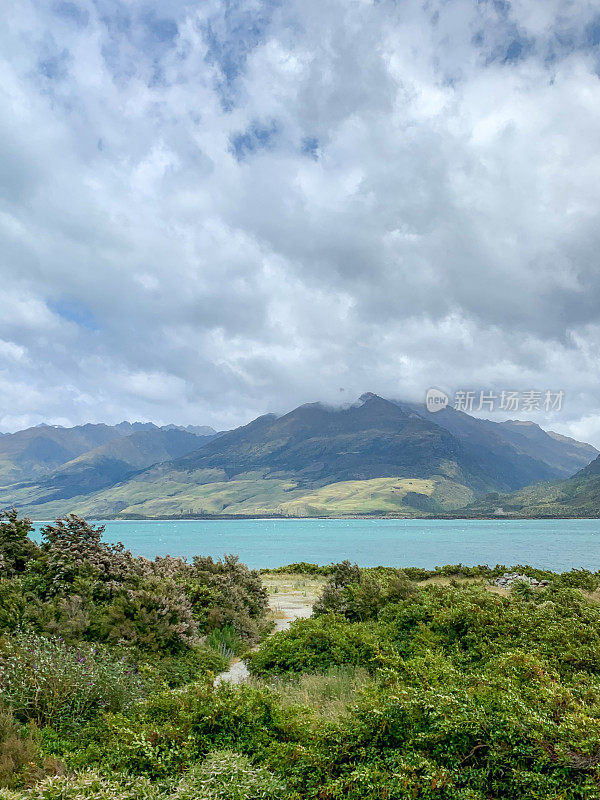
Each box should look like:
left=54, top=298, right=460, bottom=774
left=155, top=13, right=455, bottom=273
left=214, top=572, right=324, bottom=686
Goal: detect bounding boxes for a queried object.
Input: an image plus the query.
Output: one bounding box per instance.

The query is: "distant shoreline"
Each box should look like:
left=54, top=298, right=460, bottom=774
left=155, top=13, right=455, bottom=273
left=29, top=513, right=600, bottom=522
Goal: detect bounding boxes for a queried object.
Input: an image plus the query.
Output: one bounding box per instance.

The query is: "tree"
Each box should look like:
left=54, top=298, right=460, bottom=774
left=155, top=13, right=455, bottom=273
left=0, top=508, right=39, bottom=576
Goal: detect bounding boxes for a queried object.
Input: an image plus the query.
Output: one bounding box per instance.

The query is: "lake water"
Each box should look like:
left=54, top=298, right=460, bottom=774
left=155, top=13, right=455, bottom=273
left=34, top=518, right=600, bottom=571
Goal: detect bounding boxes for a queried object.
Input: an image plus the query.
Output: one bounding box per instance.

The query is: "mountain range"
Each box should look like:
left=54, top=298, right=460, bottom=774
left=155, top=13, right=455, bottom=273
left=1, top=394, right=597, bottom=519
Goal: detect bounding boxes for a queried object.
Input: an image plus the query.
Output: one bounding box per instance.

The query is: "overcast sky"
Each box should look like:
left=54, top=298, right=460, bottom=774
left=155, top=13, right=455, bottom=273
left=2, top=0, right=600, bottom=443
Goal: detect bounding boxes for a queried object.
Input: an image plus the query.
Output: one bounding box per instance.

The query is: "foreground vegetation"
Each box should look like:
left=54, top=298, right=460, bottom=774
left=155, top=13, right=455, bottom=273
left=2, top=510, right=600, bottom=798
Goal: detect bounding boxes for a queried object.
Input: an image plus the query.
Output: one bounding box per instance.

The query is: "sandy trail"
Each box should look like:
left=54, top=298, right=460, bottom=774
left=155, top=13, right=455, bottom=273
left=214, top=573, right=324, bottom=686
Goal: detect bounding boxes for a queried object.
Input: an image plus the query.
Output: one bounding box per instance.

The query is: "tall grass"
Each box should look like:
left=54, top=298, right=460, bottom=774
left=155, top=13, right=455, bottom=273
left=205, top=626, right=241, bottom=659
left=257, top=666, right=371, bottom=721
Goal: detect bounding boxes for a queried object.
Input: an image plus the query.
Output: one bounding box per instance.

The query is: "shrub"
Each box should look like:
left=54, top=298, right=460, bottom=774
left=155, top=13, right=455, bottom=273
left=314, top=564, right=416, bottom=621
left=97, top=579, right=198, bottom=653
left=18, top=772, right=161, bottom=800
left=146, top=646, right=228, bottom=688
left=173, top=751, right=287, bottom=800
left=260, top=563, right=334, bottom=576
left=0, top=582, right=25, bottom=635
left=0, top=511, right=39, bottom=578
left=318, top=650, right=600, bottom=799
left=187, top=555, right=269, bottom=641
left=0, top=704, right=40, bottom=789
left=511, top=579, right=535, bottom=601
left=248, top=616, right=395, bottom=676
left=80, top=680, right=314, bottom=779
left=1, top=513, right=270, bottom=659
left=0, top=633, right=146, bottom=727
left=380, top=583, right=600, bottom=676
left=36, top=517, right=138, bottom=599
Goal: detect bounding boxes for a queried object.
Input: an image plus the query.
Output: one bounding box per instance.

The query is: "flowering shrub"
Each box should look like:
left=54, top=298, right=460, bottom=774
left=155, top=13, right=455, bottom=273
left=97, top=579, right=198, bottom=652
left=1, top=515, right=269, bottom=655
left=37, top=516, right=138, bottom=599
left=0, top=634, right=145, bottom=727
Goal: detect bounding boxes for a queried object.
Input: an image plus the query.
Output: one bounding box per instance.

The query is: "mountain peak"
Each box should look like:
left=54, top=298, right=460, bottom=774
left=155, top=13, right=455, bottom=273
left=356, top=392, right=388, bottom=407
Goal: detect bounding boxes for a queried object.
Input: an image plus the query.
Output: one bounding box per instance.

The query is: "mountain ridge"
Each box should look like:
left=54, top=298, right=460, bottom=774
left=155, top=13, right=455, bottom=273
left=2, top=394, right=596, bottom=519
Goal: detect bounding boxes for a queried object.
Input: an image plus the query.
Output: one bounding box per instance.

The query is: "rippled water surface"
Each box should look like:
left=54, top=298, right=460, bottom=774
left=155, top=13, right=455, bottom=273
left=34, top=517, right=600, bottom=570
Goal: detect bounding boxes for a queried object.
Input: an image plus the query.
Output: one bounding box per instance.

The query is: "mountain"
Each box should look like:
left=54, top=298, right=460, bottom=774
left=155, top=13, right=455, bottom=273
left=402, top=404, right=597, bottom=479
left=0, top=423, right=133, bottom=483
left=2, top=428, right=217, bottom=508
left=465, top=454, right=600, bottom=517
left=7, top=393, right=596, bottom=520
left=0, top=421, right=218, bottom=486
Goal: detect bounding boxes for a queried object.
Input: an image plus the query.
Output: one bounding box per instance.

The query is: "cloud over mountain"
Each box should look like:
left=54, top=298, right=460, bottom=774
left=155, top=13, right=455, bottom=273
left=1, top=0, right=600, bottom=441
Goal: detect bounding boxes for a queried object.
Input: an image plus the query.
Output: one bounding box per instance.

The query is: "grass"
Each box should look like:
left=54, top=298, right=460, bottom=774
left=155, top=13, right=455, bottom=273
left=12, top=473, right=474, bottom=520
left=252, top=666, right=372, bottom=721
left=279, top=476, right=473, bottom=517
left=9, top=477, right=305, bottom=519
left=260, top=572, right=328, bottom=602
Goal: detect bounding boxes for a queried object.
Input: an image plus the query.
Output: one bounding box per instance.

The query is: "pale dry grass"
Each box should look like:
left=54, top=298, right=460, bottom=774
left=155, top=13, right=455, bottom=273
left=261, top=572, right=326, bottom=631
left=261, top=572, right=328, bottom=600
left=582, top=589, right=600, bottom=604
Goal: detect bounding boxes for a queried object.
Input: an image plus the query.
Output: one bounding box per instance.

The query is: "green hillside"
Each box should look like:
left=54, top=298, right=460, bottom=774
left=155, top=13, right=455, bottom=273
left=8, top=471, right=474, bottom=520
left=279, top=476, right=473, bottom=517
left=466, top=455, right=600, bottom=517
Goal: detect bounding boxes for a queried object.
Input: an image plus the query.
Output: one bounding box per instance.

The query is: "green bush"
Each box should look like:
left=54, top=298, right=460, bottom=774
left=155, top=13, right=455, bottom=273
left=174, top=751, right=287, bottom=800
left=379, top=583, right=600, bottom=676
left=314, top=565, right=416, bottom=620
left=0, top=510, right=39, bottom=578
left=96, top=580, right=198, bottom=653
left=15, top=772, right=161, bottom=800
left=312, top=650, right=600, bottom=799
left=260, top=563, right=334, bottom=576
left=186, top=555, right=269, bottom=641
left=0, top=704, right=41, bottom=789
left=0, top=633, right=146, bottom=727
left=4, top=513, right=269, bottom=657
left=146, top=646, right=228, bottom=688
left=0, top=582, right=25, bottom=635
left=248, top=616, right=395, bottom=676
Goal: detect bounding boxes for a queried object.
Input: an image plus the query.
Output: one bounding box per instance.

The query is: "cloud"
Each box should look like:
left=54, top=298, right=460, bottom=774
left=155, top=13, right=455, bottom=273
left=0, top=0, right=600, bottom=444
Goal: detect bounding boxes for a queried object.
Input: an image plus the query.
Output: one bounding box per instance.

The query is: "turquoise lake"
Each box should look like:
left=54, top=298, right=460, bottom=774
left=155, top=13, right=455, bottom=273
left=34, top=518, right=600, bottom=571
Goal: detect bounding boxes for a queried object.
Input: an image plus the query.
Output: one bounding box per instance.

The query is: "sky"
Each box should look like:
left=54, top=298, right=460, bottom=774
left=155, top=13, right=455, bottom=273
left=1, top=0, right=600, bottom=443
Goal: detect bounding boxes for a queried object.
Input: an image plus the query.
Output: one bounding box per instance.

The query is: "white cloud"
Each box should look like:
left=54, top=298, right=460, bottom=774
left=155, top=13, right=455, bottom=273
left=0, top=0, right=599, bottom=443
